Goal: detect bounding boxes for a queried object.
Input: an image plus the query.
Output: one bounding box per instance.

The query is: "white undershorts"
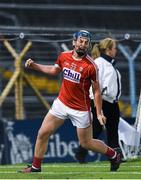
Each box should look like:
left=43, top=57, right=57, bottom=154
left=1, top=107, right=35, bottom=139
left=49, top=98, right=92, bottom=128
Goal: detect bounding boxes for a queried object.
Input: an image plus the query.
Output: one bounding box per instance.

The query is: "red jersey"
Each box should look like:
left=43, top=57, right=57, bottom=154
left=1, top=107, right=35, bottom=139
left=55, top=50, right=98, bottom=111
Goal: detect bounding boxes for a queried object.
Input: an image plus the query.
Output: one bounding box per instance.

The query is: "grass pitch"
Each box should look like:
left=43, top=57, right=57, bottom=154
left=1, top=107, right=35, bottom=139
left=0, top=159, right=141, bottom=179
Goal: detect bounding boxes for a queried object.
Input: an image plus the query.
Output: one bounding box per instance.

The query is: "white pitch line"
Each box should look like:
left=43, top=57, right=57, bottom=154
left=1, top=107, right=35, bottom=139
left=0, top=165, right=108, bottom=168
left=0, top=164, right=141, bottom=168
left=0, top=171, right=141, bottom=175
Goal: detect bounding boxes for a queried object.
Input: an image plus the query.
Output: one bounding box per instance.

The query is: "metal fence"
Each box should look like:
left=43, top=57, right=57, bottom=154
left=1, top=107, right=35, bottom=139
left=0, top=1, right=141, bottom=119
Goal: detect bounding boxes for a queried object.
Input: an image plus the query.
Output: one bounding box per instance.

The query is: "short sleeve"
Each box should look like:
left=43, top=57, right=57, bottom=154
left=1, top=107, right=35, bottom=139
left=89, top=63, right=99, bottom=82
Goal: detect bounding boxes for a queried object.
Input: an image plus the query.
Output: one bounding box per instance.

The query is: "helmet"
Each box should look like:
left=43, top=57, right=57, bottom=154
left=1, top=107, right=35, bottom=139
left=73, top=30, right=92, bottom=42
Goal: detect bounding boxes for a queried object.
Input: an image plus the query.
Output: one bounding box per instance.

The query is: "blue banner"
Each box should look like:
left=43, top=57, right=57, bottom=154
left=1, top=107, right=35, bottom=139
left=0, top=118, right=107, bottom=164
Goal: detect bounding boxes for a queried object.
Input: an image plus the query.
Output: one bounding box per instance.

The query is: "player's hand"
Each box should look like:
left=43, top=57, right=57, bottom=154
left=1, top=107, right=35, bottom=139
left=97, top=114, right=106, bottom=126
left=25, top=59, right=34, bottom=68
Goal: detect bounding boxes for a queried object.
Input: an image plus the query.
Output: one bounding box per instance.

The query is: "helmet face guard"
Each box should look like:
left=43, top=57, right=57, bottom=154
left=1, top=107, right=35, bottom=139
left=73, top=30, right=92, bottom=56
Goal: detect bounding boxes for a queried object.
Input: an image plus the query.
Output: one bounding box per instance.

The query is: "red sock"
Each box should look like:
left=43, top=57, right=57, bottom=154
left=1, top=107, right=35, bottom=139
left=105, top=147, right=116, bottom=159
left=32, top=156, right=43, bottom=169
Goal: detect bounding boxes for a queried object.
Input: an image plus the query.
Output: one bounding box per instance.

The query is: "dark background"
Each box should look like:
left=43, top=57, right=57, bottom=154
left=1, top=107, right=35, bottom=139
left=0, top=0, right=141, bottom=119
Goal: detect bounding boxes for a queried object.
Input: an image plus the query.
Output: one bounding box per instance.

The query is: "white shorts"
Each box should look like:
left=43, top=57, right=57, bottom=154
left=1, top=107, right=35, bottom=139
left=49, top=98, right=92, bottom=128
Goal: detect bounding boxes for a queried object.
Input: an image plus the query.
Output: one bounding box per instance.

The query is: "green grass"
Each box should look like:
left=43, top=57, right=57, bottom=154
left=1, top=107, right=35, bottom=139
left=0, top=159, right=141, bottom=179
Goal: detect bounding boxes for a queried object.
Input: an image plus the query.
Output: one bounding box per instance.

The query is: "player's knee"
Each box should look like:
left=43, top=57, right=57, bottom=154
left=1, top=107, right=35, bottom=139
left=37, top=128, right=53, bottom=140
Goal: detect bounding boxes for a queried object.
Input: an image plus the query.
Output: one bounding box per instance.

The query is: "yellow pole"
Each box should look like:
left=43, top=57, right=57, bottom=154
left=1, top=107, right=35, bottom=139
left=3, top=40, right=32, bottom=119
left=0, top=70, right=20, bottom=106
left=3, top=39, right=50, bottom=119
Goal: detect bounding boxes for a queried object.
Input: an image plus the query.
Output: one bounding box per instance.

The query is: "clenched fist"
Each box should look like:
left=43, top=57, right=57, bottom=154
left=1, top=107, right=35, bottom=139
left=25, top=59, right=34, bottom=68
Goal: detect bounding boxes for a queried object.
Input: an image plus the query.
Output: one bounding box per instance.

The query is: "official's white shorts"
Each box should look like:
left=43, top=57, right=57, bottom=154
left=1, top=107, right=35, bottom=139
left=49, top=98, right=92, bottom=128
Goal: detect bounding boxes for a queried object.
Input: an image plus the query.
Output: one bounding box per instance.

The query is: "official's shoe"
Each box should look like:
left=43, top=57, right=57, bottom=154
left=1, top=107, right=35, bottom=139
left=74, top=154, right=87, bottom=164
left=18, top=164, right=41, bottom=173
left=110, top=148, right=122, bottom=171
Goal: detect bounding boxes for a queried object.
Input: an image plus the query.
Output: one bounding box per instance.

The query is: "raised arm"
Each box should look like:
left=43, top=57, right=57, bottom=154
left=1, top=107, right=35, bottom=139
left=25, top=59, right=61, bottom=76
